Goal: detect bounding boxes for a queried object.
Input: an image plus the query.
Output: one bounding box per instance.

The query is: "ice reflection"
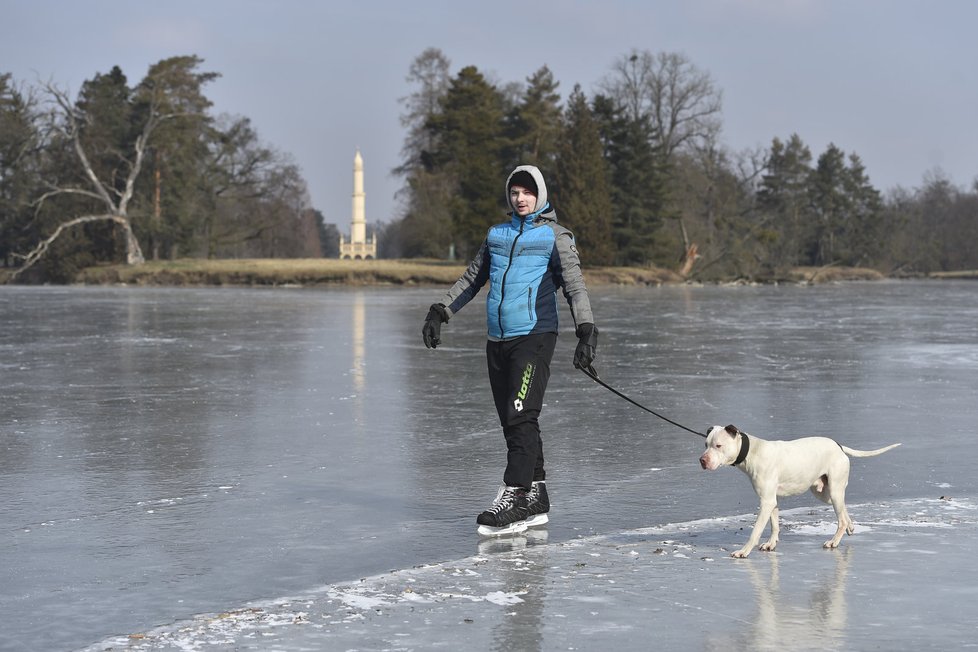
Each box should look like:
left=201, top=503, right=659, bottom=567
left=742, top=550, right=850, bottom=651
left=351, top=291, right=366, bottom=393
left=481, top=533, right=549, bottom=652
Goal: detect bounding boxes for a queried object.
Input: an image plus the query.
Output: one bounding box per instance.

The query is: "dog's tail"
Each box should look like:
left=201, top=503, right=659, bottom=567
left=840, top=442, right=901, bottom=458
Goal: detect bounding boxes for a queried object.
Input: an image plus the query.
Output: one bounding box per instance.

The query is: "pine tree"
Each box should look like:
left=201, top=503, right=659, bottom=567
left=841, top=153, right=883, bottom=266
left=807, top=144, right=849, bottom=265
left=0, top=74, right=43, bottom=267
left=756, top=134, right=814, bottom=268
left=133, top=55, right=220, bottom=259
left=592, top=93, right=667, bottom=266
left=555, top=85, right=614, bottom=265
left=508, top=66, right=562, bottom=170
left=425, top=65, right=508, bottom=260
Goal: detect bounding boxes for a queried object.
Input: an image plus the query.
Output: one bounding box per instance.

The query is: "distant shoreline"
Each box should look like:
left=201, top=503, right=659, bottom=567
left=72, top=259, right=882, bottom=287
left=4, top=258, right=975, bottom=287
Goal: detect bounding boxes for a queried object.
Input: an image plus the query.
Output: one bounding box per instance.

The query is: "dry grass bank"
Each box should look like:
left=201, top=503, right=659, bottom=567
left=69, top=258, right=687, bottom=287
left=2, top=258, right=932, bottom=287
left=929, top=270, right=978, bottom=279
left=72, top=258, right=469, bottom=287
left=777, top=266, right=886, bottom=283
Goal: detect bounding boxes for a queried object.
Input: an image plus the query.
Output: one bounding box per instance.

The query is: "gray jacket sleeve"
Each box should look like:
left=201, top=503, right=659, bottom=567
left=551, top=224, right=594, bottom=329
left=439, top=239, right=490, bottom=319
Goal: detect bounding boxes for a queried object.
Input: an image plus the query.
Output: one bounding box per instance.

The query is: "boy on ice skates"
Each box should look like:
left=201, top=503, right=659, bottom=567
left=422, top=164, right=598, bottom=536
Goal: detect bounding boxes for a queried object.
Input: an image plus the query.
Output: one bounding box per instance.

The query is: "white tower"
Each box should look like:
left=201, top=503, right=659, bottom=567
left=351, top=149, right=366, bottom=244
left=339, top=149, right=377, bottom=259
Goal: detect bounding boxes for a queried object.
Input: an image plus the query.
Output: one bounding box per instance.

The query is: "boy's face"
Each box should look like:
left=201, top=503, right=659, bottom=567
left=510, top=185, right=537, bottom=216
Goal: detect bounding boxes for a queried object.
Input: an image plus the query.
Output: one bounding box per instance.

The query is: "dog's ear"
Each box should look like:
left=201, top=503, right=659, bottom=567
left=724, top=424, right=740, bottom=436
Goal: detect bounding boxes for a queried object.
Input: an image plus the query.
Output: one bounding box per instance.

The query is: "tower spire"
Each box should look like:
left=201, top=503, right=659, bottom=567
left=339, top=149, right=377, bottom=259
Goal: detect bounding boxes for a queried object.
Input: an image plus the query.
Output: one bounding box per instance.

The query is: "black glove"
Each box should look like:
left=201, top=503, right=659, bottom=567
left=574, top=323, right=598, bottom=370
left=422, top=303, right=449, bottom=349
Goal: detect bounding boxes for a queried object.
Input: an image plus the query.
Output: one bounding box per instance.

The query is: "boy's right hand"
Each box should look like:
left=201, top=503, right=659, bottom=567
left=422, top=303, right=449, bottom=348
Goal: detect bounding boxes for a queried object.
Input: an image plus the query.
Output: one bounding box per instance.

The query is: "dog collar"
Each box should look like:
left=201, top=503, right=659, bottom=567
left=732, top=433, right=750, bottom=466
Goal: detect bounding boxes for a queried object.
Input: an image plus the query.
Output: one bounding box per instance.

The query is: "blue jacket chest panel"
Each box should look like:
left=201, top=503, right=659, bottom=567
left=485, top=222, right=559, bottom=338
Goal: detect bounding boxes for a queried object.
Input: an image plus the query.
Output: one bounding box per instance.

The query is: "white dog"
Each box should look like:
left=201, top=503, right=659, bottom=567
left=700, top=424, right=900, bottom=558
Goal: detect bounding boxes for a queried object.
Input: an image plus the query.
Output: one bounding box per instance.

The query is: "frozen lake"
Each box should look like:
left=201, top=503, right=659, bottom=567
left=1, top=280, right=975, bottom=650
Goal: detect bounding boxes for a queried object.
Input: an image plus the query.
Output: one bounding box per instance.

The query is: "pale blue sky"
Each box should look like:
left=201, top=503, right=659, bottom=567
left=3, top=0, right=976, bottom=232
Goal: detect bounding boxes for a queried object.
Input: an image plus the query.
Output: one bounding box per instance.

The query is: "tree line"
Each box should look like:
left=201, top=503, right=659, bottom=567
left=0, top=57, right=336, bottom=282
left=383, top=48, right=978, bottom=279
left=2, top=50, right=976, bottom=283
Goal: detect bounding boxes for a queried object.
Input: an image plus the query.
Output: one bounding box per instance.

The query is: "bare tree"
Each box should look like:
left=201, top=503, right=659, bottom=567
left=600, top=49, right=724, bottom=271
left=9, top=80, right=181, bottom=280
left=396, top=47, right=451, bottom=178
left=601, top=49, right=723, bottom=160
left=679, top=145, right=771, bottom=279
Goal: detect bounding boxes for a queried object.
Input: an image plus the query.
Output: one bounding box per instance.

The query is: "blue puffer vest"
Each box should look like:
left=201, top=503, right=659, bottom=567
left=485, top=206, right=559, bottom=339
left=438, top=164, right=594, bottom=341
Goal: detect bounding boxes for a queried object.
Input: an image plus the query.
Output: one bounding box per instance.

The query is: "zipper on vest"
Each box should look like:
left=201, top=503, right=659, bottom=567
left=497, top=218, right=525, bottom=338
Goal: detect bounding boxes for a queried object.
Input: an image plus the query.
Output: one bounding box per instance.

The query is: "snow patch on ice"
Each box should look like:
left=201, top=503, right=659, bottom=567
left=327, top=590, right=390, bottom=610
left=787, top=521, right=852, bottom=536
left=567, top=595, right=611, bottom=604
left=484, top=591, right=525, bottom=605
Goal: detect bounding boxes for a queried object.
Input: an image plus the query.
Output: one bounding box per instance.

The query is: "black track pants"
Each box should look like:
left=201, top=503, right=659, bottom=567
left=486, top=332, right=557, bottom=490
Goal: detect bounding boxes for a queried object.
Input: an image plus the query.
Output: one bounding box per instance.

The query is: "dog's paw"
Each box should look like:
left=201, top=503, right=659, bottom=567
left=730, top=548, right=752, bottom=558
left=759, top=541, right=778, bottom=552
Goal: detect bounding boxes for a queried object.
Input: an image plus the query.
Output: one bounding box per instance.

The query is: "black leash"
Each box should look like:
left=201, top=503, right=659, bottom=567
left=580, top=365, right=706, bottom=439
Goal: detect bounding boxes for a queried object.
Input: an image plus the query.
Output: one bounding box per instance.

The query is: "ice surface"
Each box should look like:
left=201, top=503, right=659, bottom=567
left=1, top=281, right=976, bottom=651
left=83, top=497, right=978, bottom=651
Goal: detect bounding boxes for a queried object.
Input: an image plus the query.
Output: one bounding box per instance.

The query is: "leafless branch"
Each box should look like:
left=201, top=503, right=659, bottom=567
left=7, top=214, right=128, bottom=281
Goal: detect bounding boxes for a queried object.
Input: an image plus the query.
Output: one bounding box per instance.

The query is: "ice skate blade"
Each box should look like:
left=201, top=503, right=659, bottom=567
left=524, top=513, right=548, bottom=528
left=477, top=520, right=529, bottom=537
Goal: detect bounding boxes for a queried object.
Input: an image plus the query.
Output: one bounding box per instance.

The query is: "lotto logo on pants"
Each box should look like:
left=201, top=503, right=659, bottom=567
left=513, top=363, right=534, bottom=412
